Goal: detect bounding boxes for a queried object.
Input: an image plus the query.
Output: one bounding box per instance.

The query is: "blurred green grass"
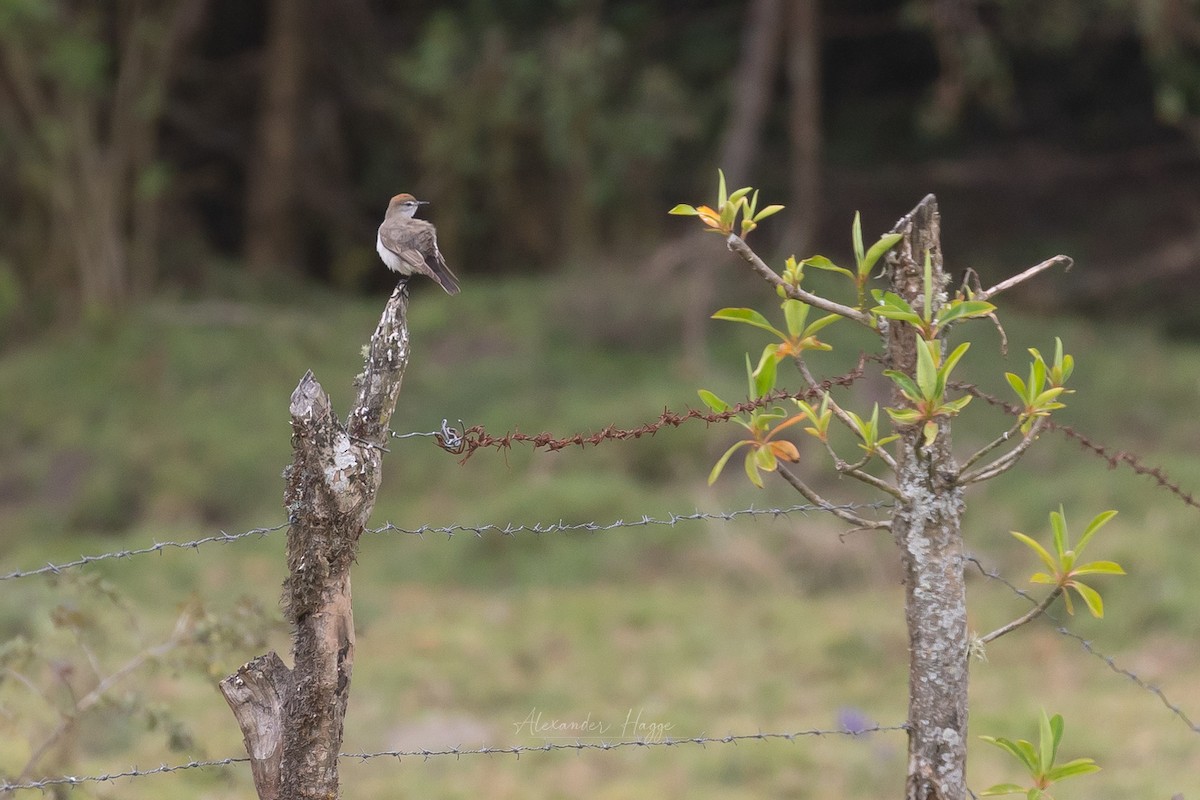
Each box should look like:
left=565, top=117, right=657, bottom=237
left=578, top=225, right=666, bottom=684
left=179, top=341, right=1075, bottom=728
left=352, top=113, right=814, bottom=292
left=1, top=274, right=1198, bottom=798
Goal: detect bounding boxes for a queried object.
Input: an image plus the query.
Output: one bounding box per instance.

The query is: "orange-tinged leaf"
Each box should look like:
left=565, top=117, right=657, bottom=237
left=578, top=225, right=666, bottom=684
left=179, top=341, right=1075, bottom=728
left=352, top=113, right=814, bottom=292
left=770, top=440, right=801, bottom=462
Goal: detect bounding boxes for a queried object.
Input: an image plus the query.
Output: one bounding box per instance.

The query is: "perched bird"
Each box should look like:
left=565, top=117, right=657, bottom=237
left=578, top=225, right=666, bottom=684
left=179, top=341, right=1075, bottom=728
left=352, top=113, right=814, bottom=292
left=376, top=193, right=460, bottom=295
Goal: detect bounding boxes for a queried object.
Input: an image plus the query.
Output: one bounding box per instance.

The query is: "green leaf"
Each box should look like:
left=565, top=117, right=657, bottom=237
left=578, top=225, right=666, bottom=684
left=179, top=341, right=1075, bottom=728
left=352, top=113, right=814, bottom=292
left=1070, top=560, right=1126, bottom=576
left=981, top=736, right=1038, bottom=774
left=668, top=204, right=699, bottom=216
left=801, top=255, right=854, bottom=280
left=860, top=232, right=903, bottom=277
left=753, top=346, right=777, bottom=398
left=728, top=186, right=754, bottom=206
left=720, top=199, right=738, bottom=229
left=1014, top=739, right=1039, bottom=773
left=708, top=441, right=749, bottom=485
left=871, top=292, right=923, bottom=326
left=883, top=370, right=922, bottom=403
left=938, top=342, right=971, bottom=395
left=804, top=313, right=841, bottom=339
left=1047, top=712, right=1064, bottom=760
left=922, top=420, right=939, bottom=447
left=1050, top=507, right=1068, bottom=560
left=697, top=389, right=730, bottom=413
left=1039, top=711, right=1056, bottom=774
left=717, top=169, right=727, bottom=208
left=979, top=785, right=1027, bottom=797
left=754, top=204, right=785, bottom=222
left=1070, top=581, right=1105, bottom=617
left=936, top=299, right=997, bottom=327
left=782, top=300, right=809, bottom=338
left=712, top=307, right=787, bottom=338
left=1045, top=758, right=1101, bottom=781
left=922, top=249, right=934, bottom=323
left=852, top=211, right=865, bottom=268
left=1005, top=372, right=1029, bottom=400
left=744, top=449, right=764, bottom=487
left=1011, top=531, right=1058, bottom=574
left=754, top=442, right=777, bottom=471
left=941, top=394, right=973, bottom=414
left=915, top=339, right=938, bottom=400
left=885, top=407, right=923, bottom=425
left=1076, top=510, right=1118, bottom=553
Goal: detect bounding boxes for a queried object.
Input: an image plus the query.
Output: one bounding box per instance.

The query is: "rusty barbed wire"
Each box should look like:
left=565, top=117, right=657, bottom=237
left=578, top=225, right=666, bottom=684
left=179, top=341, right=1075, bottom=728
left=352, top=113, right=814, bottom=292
left=952, top=381, right=1200, bottom=512
left=0, top=724, right=906, bottom=793
left=0, top=501, right=891, bottom=582
left=966, top=554, right=1199, bottom=733
left=447, top=357, right=867, bottom=462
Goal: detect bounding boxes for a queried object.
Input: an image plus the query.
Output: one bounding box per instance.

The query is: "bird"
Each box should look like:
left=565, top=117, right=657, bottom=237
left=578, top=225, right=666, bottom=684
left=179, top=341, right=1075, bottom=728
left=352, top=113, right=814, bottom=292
left=376, top=193, right=460, bottom=295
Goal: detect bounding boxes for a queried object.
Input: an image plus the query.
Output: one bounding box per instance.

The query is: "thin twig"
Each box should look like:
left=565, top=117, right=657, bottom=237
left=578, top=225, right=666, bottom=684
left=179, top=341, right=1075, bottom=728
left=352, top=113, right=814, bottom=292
left=977, top=255, right=1072, bottom=301
left=978, top=587, right=1062, bottom=644
left=957, top=420, right=1023, bottom=474
left=957, top=417, right=1047, bottom=485
left=776, top=465, right=892, bottom=530
left=725, top=234, right=875, bottom=328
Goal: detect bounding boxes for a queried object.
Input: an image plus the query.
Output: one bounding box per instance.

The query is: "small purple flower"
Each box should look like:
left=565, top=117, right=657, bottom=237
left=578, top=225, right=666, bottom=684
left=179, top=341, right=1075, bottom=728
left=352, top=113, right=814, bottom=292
left=837, top=707, right=873, bottom=735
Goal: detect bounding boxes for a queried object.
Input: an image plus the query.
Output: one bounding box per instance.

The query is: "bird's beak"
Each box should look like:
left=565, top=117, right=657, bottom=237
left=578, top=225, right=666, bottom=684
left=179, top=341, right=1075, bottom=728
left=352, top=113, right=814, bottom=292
left=417, top=200, right=430, bottom=205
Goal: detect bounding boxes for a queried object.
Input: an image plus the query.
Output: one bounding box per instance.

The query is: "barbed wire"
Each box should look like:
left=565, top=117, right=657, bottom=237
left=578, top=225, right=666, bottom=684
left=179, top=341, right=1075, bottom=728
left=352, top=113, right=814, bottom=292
left=443, top=357, right=867, bottom=462
left=366, top=500, right=894, bottom=539
left=0, top=523, right=289, bottom=582
left=952, top=381, right=1200, bottom=513
left=966, top=555, right=1199, bottom=733
left=0, top=502, right=892, bottom=583
left=0, top=724, right=906, bottom=793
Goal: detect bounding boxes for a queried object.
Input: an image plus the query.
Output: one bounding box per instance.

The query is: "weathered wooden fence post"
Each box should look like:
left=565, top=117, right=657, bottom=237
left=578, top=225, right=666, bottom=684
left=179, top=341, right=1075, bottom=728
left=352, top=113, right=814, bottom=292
left=885, top=196, right=969, bottom=800
left=221, top=283, right=412, bottom=800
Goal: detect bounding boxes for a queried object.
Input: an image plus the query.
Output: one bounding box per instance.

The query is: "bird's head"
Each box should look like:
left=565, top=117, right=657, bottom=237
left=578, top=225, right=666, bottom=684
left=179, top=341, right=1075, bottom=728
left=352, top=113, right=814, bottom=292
left=387, top=193, right=427, bottom=220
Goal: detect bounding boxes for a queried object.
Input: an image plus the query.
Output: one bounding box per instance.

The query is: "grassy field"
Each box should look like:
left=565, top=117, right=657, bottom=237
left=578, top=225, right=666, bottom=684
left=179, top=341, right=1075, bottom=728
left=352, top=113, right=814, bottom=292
left=1, top=272, right=1198, bottom=798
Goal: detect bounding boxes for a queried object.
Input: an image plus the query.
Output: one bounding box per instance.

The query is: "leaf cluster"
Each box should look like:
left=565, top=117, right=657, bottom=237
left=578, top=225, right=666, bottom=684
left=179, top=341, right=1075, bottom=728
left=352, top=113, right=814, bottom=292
left=1011, top=507, right=1124, bottom=617
left=980, top=710, right=1100, bottom=798
left=669, top=169, right=784, bottom=238
left=698, top=348, right=806, bottom=488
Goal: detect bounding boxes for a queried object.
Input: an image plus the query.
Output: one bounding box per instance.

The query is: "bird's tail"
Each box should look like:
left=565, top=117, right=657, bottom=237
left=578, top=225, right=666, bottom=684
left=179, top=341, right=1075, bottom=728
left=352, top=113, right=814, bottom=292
left=430, top=246, right=461, bottom=295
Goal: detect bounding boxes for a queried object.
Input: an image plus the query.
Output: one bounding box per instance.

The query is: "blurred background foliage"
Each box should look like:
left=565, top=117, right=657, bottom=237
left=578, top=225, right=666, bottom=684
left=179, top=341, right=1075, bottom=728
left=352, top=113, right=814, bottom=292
left=0, top=0, right=1198, bottom=338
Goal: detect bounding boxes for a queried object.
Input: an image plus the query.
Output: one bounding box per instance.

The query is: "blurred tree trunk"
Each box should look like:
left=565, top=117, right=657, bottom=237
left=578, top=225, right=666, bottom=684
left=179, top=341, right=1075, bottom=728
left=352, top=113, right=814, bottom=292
left=783, top=0, right=821, bottom=252
left=0, top=1, right=206, bottom=314
left=716, top=0, right=784, bottom=187
left=681, top=0, right=784, bottom=369
left=245, top=0, right=308, bottom=275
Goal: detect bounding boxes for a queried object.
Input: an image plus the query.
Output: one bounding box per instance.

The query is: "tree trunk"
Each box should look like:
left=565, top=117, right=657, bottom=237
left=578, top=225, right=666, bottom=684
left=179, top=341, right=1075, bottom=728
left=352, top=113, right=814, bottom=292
left=885, top=195, right=969, bottom=800
left=245, top=0, right=307, bottom=275
left=222, top=282, right=412, bottom=800
left=783, top=0, right=822, bottom=252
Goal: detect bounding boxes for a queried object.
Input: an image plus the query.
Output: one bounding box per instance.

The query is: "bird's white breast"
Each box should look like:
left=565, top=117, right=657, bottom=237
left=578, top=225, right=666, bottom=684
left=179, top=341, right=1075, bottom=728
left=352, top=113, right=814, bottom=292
left=377, top=232, right=410, bottom=274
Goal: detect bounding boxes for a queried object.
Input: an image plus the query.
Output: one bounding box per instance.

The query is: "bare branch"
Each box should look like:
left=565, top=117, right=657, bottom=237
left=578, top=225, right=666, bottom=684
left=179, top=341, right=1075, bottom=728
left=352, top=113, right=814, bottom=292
left=725, top=234, right=875, bottom=327
left=957, top=417, right=1047, bottom=485
left=978, top=587, right=1063, bottom=645
left=776, top=465, right=892, bottom=530
left=978, top=255, right=1072, bottom=301
left=956, top=420, right=1023, bottom=474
